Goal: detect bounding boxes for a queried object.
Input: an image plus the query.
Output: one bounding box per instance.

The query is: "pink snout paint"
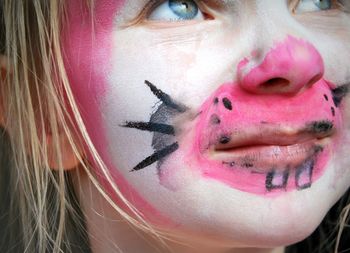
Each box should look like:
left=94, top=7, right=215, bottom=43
left=181, top=36, right=341, bottom=195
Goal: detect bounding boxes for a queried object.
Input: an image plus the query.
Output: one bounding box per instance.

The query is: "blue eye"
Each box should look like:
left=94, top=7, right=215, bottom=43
left=313, top=0, right=332, bottom=10
left=149, top=0, right=204, bottom=21
left=295, top=0, right=333, bottom=13
left=169, top=0, right=198, bottom=19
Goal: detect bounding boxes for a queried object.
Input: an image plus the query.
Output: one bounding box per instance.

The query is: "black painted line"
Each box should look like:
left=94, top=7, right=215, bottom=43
left=331, top=107, right=335, bottom=117
left=145, top=80, right=187, bottom=113
left=332, top=84, right=349, bottom=107
left=265, top=170, right=289, bottom=191
left=295, top=159, right=314, bottom=190
left=307, top=120, right=333, bottom=135
left=131, top=142, right=179, bottom=171
left=122, top=121, right=175, bottom=135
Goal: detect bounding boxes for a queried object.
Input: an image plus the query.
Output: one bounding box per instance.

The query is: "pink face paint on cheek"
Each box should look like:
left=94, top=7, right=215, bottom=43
left=63, top=1, right=171, bottom=225
left=161, top=36, right=343, bottom=195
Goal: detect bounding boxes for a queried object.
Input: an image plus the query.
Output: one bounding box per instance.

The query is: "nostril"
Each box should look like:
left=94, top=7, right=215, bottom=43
left=261, top=78, right=290, bottom=89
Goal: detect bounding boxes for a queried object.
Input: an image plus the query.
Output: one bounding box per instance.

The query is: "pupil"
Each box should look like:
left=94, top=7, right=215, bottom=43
left=169, top=0, right=198, bottom=19
left=313, top=0, right=331, bottom=10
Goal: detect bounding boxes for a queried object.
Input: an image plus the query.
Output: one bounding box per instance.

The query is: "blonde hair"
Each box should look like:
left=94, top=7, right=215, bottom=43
left=0, top=1, right=167, bottom=252
left=0, top=1, right=348, bottom=253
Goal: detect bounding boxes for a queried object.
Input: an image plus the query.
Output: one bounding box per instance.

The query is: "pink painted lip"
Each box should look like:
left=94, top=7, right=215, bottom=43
left=207, top=123, right=333, bottom=171
left=186, top=80, right=341, bottom=194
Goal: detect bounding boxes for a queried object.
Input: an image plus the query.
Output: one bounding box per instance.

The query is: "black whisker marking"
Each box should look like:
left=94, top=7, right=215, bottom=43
left=306, top=120, right=333, bottom=135
left=145, top=80, right=187, bottom=113
left=332, top=84, right=349, bottom=107
left=131, top=142, right=179, bottom=171
left=122, top=121, right=175, bottom=135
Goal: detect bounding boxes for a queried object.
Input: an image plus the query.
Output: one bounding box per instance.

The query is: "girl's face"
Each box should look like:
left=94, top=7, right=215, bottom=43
left=64, top=0, right=350, bottom=248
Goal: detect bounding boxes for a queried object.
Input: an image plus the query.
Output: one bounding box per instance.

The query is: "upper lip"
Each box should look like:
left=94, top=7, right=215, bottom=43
left=214, top=121, right=334, bottom=151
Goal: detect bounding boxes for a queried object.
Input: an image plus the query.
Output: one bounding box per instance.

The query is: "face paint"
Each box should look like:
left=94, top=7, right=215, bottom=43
left=63, top=0, right=172, bottom=225
left=157, top=36, right=346, bottom=195
left=121, top=81, right=187, bottom=171
left=63, top=0, right=350, bottom=247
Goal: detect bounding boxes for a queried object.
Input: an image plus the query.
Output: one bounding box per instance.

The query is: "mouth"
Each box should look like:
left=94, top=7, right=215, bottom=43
left=194, top=123, right=334, bottom=194
left=208, top=122, right=333, bottom=173
left=187, top=80, right=342, bottom=195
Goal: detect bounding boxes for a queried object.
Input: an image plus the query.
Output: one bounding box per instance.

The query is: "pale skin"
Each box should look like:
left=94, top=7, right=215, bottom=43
left=2, top=0, right=350, bottom=253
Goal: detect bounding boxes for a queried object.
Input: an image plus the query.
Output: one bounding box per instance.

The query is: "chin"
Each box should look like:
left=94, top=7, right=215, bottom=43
left=151, top=159, right=348, bottom=249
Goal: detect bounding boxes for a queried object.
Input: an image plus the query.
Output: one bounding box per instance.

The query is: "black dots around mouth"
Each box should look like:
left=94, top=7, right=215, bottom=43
left=219, top=135, right=231, bottom=144
left=324, top=94, right=329, bottom=101
left=222, top=98, right=232, bottom=110
left=213, top=97, right=219, bottom=104
left=242, top=162, right=254, bottom=168
left=223, top=161, right=236, bottom=167
left=265, top=170, right=289, bottom=191
left=210, top=114, right=221, bottom=125
left=308, top=120, right=333, bottom=134
left=331, top=107, right=335, bottom=117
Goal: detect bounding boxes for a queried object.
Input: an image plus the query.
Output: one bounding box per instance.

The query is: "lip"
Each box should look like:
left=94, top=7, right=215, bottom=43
left=213, top=122, right=334, bottom=150
left=206, top=125, right=333, bottom=173
left=186, top=80, right=341, bottom=194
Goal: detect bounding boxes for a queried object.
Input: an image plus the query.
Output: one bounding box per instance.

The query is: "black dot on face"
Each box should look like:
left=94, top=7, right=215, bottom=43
left=227, top=162, right=235, bottom=167
left=222, top=98, right=233, bottom=110
left=210, top=114, right=221, bottom=125
left=214, top=97, right=219, bottom=104
left=219, top=135, right=231, bottom=144
left=242, top=162, right=254, bottom=168
left=324, top=94, right=329, bottom=101
left=331, top=107, right=335, bottom=117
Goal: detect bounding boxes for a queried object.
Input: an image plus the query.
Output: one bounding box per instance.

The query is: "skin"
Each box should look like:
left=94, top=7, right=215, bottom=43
left=63, top=0, right=350, bottom=252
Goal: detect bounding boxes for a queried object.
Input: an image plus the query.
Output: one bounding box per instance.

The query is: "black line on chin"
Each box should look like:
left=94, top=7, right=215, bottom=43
left=122, top=121, right=175, bottom=135
left=145, top=80, right=187, bottom=113
left=131, top=142, right=179, bottom=171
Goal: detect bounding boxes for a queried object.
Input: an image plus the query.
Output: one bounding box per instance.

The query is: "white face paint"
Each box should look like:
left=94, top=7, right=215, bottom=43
left=65, top=0, right=350, bottom=248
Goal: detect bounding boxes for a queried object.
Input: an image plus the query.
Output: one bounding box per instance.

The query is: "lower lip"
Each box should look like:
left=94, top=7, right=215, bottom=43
left=189, top=140, right=330, bottom=195
left=210, top=139, right=326, bottom=173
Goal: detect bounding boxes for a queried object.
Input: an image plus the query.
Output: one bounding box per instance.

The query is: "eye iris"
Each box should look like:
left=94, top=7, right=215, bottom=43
left=168, top=0, right=199, bottom=19
left=313, top=0, right=332, bottom=10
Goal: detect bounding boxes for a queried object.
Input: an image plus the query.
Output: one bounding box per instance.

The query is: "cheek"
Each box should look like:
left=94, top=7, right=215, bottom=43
left=63, top=0, right=124, bottom=153
left=63, top=0, right=173, bottom=224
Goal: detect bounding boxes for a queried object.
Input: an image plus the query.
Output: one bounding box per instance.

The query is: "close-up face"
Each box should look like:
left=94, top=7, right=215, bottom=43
left=64, top=0, right=350, bottom=249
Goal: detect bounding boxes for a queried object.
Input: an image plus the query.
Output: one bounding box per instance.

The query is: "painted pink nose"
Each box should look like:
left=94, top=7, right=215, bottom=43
left=237, top=36, right=324, bottom=95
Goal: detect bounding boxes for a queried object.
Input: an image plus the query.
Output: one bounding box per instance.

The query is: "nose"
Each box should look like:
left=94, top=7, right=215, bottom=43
left=237, top=36, right=324, bottom=95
